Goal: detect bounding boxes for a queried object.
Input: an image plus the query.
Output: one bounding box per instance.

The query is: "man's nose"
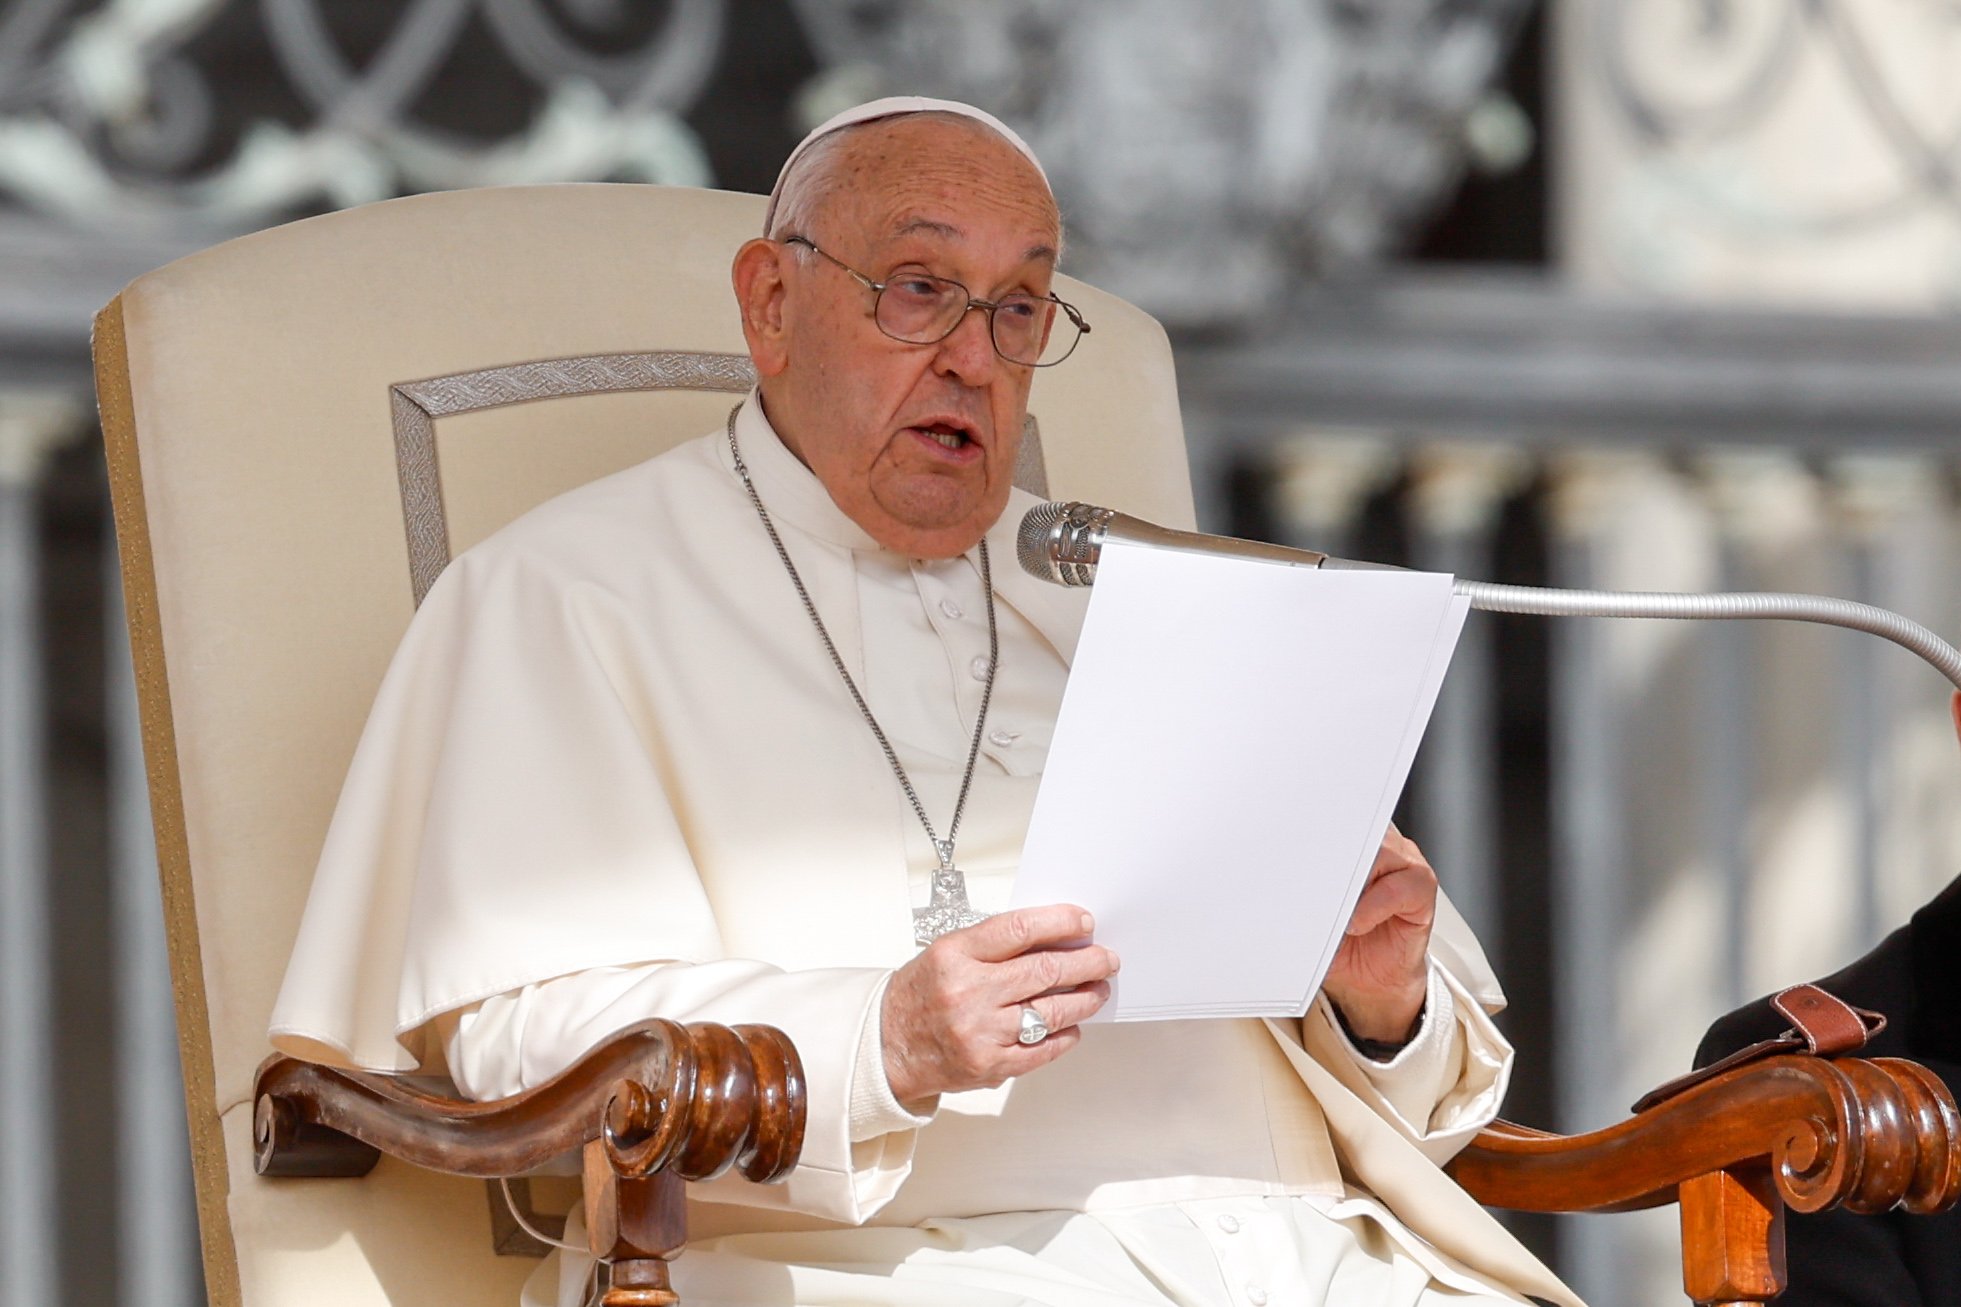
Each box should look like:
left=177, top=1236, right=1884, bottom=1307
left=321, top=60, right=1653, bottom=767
left=931, top=305, right=999, bottom=384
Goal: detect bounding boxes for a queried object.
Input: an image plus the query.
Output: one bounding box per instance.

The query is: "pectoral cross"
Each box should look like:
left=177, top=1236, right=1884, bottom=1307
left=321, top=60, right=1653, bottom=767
left=912, top=840, right=989, bottom=945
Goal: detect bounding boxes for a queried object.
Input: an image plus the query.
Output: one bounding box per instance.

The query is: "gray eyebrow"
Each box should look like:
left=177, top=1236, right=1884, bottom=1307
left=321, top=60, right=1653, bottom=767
left=893, top=217, right=963, bottom=241
left=890, top=220, right=1058, bottom=267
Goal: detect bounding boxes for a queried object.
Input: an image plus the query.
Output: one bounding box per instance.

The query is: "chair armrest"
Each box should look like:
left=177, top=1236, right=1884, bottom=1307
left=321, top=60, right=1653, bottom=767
left=1449, top=1054, right=1961, bottom=1307
left=1449, top=1054, right=1959, bottom=1216
left=253, top=1018, right=804, bottom=1184
left=253, top=1019, right=805, bottom=1307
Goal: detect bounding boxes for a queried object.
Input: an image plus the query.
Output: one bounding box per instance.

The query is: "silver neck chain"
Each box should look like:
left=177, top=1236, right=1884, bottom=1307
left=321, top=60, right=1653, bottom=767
left=726, top=402, right=999, bottom=876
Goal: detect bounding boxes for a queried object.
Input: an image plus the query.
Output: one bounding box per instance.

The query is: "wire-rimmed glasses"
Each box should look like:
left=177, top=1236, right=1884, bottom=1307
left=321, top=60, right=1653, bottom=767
left=783, top=235, right=1090, bottom=367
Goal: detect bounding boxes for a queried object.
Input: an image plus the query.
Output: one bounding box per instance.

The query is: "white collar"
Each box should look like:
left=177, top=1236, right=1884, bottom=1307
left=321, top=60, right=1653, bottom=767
left=721, top=391, right=885, bottom=553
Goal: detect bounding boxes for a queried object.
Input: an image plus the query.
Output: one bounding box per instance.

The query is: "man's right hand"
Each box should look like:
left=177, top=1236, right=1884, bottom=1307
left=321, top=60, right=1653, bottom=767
left=880, top=904, right=1118, bottom=1104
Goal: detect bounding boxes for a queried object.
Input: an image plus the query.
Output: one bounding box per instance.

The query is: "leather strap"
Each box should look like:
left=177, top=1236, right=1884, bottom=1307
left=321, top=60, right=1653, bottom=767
left=1631, top=984, right=1887, bottom=1114
left=1770, top=983, right=1877, bottom=1055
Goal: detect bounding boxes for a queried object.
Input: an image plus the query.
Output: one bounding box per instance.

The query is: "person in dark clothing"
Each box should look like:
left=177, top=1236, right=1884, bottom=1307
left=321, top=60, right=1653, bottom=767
left=1695, top=693, right=1961, bottom=1307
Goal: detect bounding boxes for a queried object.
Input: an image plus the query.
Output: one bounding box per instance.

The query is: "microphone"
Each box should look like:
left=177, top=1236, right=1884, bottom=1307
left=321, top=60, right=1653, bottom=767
left=1016, top=501, right=1336, bottom=586
left=1015, top=501, right=1961, bottom=691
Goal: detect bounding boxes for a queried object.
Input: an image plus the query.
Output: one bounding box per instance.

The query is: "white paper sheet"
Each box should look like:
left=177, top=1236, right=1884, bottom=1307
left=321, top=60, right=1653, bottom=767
left=1010, top=539, right=1470, bottom=1020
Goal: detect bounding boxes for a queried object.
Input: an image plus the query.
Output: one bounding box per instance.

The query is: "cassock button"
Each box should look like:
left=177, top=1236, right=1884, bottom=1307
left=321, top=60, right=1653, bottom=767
left=940, top=598, right=964, bottom=620
left=969, top=656, right=992, bottom=680
left=1244, top=1286, right=1268, bottom=1307
left=1215, top=1213, right=1240, bottom=1234
left=988, top=728, right=1019, bottom=747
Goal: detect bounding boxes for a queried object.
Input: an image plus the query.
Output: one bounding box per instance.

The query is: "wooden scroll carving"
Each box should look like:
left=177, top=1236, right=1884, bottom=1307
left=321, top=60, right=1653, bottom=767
left=256, top=1024, right=1961, bottom=1307
left=1449, top=1054, right=1961, bottom=1307
left=253, top=1019, right=805, bottom=1307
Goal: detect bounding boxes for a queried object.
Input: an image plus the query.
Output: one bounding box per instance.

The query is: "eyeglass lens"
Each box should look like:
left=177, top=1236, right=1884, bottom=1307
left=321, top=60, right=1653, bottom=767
left=876, top=275, right=1081, bottom=366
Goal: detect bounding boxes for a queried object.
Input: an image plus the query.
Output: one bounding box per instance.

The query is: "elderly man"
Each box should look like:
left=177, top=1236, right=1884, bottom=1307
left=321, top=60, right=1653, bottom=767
left=271, top=98, right=1575, bottom=1307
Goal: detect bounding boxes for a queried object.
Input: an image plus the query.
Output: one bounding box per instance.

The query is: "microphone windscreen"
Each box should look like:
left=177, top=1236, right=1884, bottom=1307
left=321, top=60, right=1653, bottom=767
left=1016, top=501, right=1077, bottom=584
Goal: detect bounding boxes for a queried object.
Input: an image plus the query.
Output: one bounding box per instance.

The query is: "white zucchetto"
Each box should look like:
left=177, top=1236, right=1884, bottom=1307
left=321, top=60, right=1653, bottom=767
left=763, top=95, right=1051, bottom=235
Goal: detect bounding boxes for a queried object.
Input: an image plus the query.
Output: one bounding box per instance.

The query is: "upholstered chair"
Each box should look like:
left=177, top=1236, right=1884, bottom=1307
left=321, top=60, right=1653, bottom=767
left=97, top=184, right=1956, bottom=1307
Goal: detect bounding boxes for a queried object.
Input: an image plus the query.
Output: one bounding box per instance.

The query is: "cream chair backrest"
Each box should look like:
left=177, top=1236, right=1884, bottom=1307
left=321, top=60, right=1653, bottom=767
left=96, top=183, right=1195, bottom=1307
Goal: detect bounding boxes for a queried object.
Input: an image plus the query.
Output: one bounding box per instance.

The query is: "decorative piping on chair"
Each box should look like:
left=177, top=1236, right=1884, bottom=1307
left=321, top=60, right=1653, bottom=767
left=389, top=353, right=1050, bottom=606
left=389, top=351, right=757, bottom=605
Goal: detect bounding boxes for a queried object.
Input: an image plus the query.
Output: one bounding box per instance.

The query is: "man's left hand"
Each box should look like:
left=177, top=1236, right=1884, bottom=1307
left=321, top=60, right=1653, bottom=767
left=1321, top=824, right=1437, bottom=1045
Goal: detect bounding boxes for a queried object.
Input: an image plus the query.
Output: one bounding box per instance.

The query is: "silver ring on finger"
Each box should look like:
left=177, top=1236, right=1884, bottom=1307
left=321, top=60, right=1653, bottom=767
left=1017, top=1003, right=1050, bottom=1045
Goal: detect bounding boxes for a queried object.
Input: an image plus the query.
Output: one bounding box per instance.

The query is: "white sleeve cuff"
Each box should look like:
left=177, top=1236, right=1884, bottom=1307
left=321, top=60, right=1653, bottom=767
left=1298, top=953, right=1516, bottom=1168
left=1318, top=953, right=1513, bottom=1148
left=847, top=973, right=939, bottom=1143
left=1338, top=962, right=1457, bottom=1118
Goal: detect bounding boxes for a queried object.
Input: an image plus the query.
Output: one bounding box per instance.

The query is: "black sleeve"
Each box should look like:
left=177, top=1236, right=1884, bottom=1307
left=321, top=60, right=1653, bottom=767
left=1690, top=922, right=1954, bottom=1307
left=1908, top=873, right=1961, bottom=1063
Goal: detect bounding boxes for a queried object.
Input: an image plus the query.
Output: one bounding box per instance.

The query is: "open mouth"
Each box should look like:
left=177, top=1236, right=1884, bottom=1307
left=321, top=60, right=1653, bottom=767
left=909, top=418, right=981, bottom=454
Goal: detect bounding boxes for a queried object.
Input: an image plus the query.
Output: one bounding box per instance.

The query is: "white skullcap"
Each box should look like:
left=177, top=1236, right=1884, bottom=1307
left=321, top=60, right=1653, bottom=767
left=763, top=95, right=1050, bottom=235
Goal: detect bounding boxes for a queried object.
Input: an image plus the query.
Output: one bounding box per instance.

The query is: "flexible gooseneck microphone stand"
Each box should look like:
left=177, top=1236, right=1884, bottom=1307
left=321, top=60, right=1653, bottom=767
left=1016, top=500, right=1961, bottom=692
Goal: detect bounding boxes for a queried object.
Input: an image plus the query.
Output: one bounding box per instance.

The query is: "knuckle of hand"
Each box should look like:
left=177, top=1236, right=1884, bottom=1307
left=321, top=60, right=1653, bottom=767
left=1034, top=953, right=1063, bottom=991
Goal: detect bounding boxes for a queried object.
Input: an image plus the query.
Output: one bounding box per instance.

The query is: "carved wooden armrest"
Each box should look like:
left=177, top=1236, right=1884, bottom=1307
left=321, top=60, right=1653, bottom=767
left=1448, top=1054, right=1961, bottom=1307
left=253, top=1019, right=805, bottom=1307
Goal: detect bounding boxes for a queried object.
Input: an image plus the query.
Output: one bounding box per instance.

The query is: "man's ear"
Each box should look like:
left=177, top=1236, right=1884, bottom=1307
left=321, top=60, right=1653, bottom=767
left=732, top=238, right=792, bottom=378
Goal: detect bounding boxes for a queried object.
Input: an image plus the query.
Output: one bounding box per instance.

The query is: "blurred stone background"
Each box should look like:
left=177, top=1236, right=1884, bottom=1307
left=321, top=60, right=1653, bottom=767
left=4, top=4, right=1961, bottom=1305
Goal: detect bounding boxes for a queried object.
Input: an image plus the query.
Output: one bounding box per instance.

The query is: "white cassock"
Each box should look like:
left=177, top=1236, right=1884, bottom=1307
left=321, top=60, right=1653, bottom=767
left=270, top=396, right=1581, bottom=1307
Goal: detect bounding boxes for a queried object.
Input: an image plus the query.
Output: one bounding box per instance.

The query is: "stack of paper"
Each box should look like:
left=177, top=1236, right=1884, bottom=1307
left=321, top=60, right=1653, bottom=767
left=1009, top=538, right=1469, bottom=1021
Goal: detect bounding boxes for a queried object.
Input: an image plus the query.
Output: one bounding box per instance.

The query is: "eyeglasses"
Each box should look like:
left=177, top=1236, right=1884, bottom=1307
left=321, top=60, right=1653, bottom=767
left=783, top=235, right=1090, bottom=368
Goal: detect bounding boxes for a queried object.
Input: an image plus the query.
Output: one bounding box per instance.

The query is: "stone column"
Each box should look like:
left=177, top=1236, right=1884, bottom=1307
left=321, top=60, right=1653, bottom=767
left=1699, top=450, right=1856, bottom=999
left=107, top=519, right=204, bottom=1307
left=1406, top=443, right=1528, bottom=958
left=1266, top=429, right=1399, bottom=560
left=1692, top=452, right=1781, bottom=1012
left=1542, top=451, right=1636, bottom=1307
left=1828, top=454, right=1957, bottom=941
left=0, top=390, right=82, bottom=1307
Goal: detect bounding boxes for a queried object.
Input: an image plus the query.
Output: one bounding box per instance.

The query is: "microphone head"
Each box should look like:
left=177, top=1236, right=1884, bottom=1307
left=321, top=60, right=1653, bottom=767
left=1016, top=501, right=1071, bottom=584
left=1016, top=501, right=1111, bottom=587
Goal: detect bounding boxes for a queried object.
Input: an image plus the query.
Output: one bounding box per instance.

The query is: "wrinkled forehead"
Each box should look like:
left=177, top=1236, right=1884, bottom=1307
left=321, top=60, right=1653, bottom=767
left=835, top=118, right=1061, bottom=252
